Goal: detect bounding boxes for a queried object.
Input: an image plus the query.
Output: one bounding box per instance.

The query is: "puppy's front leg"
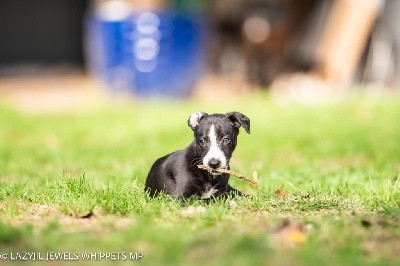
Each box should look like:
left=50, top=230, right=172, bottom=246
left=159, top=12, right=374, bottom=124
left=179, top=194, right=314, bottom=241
left=210, top=184, right=243, bottom=199
left=226, top=185, right=243, bottom=197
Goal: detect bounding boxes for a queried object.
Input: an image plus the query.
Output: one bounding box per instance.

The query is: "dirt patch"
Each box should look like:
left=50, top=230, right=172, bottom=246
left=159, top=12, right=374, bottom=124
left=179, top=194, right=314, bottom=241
left=0, top=75, right=105, bottom=113
left=193, top=74, right=256, bottom=102
left=0, top=74, right=255, bottom=113
left=0, top=201, right=134, bottom=233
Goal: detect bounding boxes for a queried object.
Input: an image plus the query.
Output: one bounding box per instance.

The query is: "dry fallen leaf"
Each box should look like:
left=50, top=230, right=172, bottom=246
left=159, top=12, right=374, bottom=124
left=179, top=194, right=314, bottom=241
left=361, top=219, right=372, bottom=228
left=68, top=208, right=95, bottom=219
left=79, top=210, right=94, bottom=219
left=270, top=218, right=307, bottom=248
left=275, top=189, right=287, bottom=198
left=302, top=193, right=311, bottom=199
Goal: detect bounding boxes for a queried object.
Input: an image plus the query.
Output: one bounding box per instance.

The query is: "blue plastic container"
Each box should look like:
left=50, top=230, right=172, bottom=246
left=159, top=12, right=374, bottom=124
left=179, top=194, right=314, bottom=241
left=86, top=11, right=206, bottom=98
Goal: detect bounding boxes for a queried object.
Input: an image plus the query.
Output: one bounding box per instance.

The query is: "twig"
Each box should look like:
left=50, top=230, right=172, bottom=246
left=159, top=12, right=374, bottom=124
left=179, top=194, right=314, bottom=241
left=197, top=164, right=258, bottom=185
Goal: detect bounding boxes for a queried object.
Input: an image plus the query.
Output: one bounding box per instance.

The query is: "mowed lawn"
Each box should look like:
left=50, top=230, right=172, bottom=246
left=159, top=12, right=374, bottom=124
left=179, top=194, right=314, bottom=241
left=0, top=94, right=399, bottom=265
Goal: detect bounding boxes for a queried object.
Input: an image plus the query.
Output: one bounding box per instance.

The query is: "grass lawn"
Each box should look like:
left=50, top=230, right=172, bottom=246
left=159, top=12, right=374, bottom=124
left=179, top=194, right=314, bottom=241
left=0, top=93, right=399, bottom=265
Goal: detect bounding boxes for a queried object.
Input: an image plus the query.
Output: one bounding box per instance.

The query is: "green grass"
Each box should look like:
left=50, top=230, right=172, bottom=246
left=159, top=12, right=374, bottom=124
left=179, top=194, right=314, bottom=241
left=0, top=94, right=399, bottom=265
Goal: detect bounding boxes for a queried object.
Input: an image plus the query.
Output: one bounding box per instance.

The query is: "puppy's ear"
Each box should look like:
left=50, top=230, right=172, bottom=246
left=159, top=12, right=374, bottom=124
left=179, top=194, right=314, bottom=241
left=226, top=112, right=250, bottom=134
left=187, top=112, right=207, bottom=130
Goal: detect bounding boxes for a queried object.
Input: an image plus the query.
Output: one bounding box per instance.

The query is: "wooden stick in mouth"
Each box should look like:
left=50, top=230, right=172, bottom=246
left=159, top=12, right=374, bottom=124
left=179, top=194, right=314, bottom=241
left=197, top=164, right=258, bottom=185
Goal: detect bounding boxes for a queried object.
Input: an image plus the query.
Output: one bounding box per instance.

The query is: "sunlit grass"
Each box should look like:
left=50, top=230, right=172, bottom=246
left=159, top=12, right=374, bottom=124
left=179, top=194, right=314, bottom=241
left=0, top=94, right=399, bottom=265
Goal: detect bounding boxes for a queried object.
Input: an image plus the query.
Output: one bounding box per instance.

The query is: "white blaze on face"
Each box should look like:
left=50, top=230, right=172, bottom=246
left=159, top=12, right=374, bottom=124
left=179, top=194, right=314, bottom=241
left=203, top=125, right=227, bottom=168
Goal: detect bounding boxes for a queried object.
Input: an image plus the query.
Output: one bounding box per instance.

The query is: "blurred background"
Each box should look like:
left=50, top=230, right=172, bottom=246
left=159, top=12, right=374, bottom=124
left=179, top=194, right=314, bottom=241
left=0, top=0, right=399, bottom=111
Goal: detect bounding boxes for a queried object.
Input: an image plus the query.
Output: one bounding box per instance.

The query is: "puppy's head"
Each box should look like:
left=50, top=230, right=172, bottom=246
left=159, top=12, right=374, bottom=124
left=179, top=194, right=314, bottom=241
left=188, top=112, right=250, bottom=171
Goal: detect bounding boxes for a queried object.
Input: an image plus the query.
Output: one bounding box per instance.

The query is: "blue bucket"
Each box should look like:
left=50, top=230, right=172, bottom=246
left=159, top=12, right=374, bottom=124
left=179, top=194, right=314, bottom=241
left=86, top=11, right=206, bottom=98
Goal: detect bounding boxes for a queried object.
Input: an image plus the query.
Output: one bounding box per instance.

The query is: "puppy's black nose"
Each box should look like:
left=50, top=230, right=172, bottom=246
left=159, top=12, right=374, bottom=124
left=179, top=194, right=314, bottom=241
left=208, top=158, right=221, bottom=169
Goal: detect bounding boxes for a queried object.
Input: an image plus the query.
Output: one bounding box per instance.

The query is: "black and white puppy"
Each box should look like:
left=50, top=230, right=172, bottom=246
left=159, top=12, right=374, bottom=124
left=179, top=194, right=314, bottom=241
left=145, top=111, right=250, bottom=199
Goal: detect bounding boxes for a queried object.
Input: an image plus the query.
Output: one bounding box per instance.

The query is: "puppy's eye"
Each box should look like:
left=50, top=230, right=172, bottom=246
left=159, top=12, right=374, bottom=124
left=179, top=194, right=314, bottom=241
left=223, top=136, right=231, bottom=144
left=198, top=138, right=206, bottom=146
